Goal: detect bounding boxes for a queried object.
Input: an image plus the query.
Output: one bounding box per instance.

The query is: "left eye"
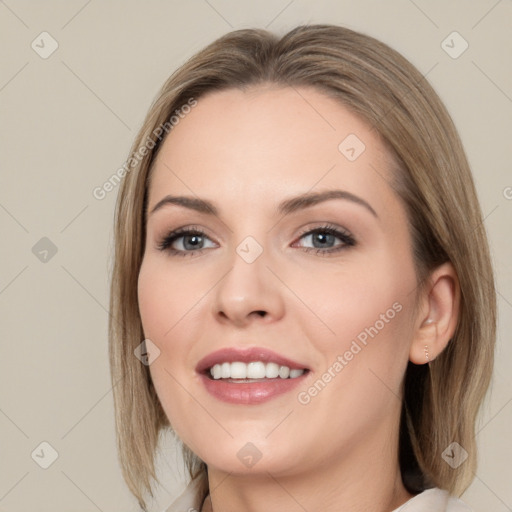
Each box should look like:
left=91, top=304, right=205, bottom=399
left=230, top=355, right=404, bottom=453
left=293, top=226, right=355, bottom=253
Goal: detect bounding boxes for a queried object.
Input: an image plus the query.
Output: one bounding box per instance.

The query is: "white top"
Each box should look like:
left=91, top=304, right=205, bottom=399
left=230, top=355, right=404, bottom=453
left=162, top=471, right=473, bottom=512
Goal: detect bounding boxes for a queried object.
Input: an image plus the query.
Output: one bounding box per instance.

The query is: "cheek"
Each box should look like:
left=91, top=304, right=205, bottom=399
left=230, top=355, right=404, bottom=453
left=137, top=273, right=167, bottom=341
left=138, top=259, right=211, bottom=420
left=138, top=262, right=196, bottom=440
left=300, top=253, right=416, bottom=386
left=305, top=260, right=410, bottom=341
left=137, top=261, right=193, bottom=395
left=137, top=258, right=205, bottom=340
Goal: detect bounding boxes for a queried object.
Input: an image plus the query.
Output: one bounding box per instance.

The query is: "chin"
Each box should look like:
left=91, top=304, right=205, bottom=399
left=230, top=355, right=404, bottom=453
left=182, top=434, right=302, bottom=476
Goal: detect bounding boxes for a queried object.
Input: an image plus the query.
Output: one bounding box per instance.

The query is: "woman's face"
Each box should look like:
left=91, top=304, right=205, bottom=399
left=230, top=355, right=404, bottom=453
left=138, top=85, right=420, bottom=477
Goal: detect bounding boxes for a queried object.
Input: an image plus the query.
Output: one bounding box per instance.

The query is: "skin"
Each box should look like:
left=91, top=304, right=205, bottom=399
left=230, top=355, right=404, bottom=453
left=137, top=85, right=459, bottom=512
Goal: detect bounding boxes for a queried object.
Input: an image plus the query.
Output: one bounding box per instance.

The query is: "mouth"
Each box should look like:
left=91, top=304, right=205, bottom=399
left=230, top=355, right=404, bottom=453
left=196, top=347, right=310, bottom=404
left=207, top=361, right=307, bottom=381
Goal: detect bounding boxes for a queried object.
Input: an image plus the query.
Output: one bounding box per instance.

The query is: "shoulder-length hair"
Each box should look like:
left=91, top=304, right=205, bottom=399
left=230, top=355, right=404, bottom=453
left=108, top=24, right=496, bottom=510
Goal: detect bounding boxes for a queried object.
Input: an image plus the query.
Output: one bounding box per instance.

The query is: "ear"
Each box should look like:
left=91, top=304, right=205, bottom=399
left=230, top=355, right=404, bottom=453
left=409, top=262, right=460, bottom=364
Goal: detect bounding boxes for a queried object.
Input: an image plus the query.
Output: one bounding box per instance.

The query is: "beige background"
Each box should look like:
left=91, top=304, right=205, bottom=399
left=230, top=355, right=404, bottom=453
left=1, top=1, right=511, bottom=511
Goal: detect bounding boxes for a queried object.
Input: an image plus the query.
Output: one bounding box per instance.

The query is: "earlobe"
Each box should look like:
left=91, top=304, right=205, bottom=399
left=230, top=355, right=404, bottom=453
left=409, top=262, right=460, bottom=365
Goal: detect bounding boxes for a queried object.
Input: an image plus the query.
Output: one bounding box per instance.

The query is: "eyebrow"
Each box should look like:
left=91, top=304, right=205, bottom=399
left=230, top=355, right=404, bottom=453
left=149, top=189, right=378, bottom=219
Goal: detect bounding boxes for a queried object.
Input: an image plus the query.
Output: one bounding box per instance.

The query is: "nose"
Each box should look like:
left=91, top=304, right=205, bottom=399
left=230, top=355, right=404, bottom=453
left=211, top=243, right=285, bottom=328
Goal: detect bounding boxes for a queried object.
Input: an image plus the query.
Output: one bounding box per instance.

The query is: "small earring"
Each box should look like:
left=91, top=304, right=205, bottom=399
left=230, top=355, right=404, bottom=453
left=424, top=345, right=430, bottom=362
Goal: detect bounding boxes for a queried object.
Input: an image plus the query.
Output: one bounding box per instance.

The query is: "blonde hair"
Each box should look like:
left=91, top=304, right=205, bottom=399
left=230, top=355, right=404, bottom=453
left=108, top=24, right=496, bottom=510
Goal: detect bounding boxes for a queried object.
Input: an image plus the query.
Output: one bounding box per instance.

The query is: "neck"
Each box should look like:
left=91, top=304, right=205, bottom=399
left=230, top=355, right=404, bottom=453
left=202, top=428, right=414, bottom=512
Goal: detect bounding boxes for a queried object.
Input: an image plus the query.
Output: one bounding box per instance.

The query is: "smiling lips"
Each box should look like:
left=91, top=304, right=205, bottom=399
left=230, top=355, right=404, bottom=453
left=196, top=347, right=309, bottom=404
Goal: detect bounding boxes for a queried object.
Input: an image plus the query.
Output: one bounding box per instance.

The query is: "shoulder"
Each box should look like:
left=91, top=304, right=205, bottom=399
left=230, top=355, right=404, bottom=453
left=393, top=487, right=473, bottom=512
left=446, top=492, right=473, bottom=512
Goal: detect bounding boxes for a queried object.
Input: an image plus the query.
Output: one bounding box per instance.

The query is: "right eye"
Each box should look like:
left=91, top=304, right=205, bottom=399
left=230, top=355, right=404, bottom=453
left=157, top=226, right=216, bottom=257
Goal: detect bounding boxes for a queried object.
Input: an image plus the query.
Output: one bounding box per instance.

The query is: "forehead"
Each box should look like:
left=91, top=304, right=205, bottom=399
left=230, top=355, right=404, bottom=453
left=147, top=85, right=398, bottom=218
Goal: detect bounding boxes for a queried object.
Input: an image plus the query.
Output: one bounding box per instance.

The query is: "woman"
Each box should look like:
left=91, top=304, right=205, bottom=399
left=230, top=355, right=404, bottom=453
left=108, top=24, right=496, bottom=511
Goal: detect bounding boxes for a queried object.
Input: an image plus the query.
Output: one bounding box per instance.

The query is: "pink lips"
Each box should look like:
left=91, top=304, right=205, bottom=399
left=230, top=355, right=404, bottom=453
left=196, top=347, right=309, bottom=405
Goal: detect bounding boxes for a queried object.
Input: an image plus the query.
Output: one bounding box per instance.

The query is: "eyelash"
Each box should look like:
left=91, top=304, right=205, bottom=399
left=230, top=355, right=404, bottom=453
left=156, top=223, right=356, bottom=258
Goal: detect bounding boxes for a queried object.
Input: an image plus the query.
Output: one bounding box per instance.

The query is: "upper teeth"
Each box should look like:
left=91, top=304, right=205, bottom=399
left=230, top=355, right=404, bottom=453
left=209, top=361, right=305, bottom=380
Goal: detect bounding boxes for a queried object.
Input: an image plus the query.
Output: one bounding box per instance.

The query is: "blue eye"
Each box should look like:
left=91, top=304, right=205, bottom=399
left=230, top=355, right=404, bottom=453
left=156, top=226, right=215, bottom=256
left=156, top=223, right=355, bottom=257
left=294, top=225, right=356, bottom=254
